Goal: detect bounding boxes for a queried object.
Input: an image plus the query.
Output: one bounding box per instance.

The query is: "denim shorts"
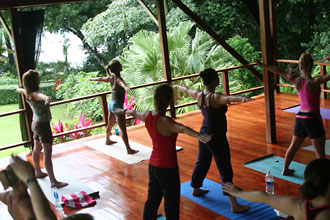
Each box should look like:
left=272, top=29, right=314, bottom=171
left=108, top=100, right=123, bottom=113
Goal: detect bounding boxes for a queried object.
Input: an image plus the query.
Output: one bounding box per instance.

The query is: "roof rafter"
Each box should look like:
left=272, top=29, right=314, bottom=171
left=0, top=0, right=97, bottom=10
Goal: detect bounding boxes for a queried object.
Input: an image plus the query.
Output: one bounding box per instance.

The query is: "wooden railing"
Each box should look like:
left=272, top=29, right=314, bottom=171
left=0, top=61, right=272, bottom=151
left=276, top=59, right=330, bottom=97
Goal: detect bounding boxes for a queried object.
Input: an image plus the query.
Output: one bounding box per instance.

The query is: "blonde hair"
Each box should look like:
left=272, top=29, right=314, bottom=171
left=105, top=59, right=121, bottom=76
left=299, top=53, right=314, bottom=73
left=22, top=69, right=39, bottom=95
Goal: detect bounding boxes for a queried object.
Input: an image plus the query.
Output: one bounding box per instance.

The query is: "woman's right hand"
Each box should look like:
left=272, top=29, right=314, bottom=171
left=222, top=182, right=243, bottom=196
left=10, top=155, right=35, bottom=183
left=198, top=133, right=212, bottom=143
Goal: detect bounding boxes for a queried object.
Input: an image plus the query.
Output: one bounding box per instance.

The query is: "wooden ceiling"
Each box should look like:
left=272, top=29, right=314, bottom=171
left=0, top=0, right=96, bottom=10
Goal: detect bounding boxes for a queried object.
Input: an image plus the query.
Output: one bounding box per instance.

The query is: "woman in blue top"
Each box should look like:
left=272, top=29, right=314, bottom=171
left=89, top=59, right=138, bottom=154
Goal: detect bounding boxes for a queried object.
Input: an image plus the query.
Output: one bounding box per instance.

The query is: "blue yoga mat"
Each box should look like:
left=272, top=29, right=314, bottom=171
left=283, top=105, right=330, bottom=119
left=157, top=214, right=166, bottom=220
left=181, top=178, right=278, bottom=220
left=243, top=154, right=306, bottom=185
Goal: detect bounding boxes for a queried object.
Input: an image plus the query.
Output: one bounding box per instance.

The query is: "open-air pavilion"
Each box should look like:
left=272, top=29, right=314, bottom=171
left=0, top=1, right=330, bottom=219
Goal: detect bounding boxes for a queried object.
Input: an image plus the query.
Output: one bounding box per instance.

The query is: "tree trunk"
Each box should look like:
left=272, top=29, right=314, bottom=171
left=65, top=27, right=108, bottom=67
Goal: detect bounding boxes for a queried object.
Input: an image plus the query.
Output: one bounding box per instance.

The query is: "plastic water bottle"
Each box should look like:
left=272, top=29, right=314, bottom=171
left=52, top=184, right=62, bottom=209
left=265, top=169, right=274, bottom=194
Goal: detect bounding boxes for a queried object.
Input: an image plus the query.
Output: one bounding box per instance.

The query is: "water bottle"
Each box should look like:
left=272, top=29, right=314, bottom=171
left=265, top=169, right=274, bottom=194
left=52, top=184, right=62, bottom=210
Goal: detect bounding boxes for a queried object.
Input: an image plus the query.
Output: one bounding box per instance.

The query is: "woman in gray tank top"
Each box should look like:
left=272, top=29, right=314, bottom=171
left=88, top=59, right=138, bottom=154
left=17, top=70, right=68, bottom=188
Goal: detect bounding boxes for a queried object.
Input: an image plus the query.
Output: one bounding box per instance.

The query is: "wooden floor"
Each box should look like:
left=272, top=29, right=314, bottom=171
left=1, top=93, right=330, bottom=220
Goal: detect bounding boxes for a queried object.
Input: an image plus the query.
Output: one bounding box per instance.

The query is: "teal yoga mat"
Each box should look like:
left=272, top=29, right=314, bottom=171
left=181, top=178, right=278, bottom=220
left=243, top=154, right=306, bottom=185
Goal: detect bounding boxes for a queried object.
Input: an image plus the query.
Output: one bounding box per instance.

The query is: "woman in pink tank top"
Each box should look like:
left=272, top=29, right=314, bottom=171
left=256, top=53, right=330, bottom=176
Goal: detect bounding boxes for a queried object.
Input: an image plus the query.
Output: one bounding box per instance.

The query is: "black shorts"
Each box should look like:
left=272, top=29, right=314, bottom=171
left=31, top=121, right=53, bottom=144
left=294, top=112, right=325, bottom=139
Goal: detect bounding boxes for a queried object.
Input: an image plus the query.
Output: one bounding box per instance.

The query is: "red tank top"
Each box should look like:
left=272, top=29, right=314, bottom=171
left=145, top=112, right=178, bottom=168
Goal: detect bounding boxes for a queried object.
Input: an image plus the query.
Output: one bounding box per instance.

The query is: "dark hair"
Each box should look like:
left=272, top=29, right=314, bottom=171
left=154, top=84, right=173, bottom=112
left=200, top=68, right=218, bottom=85
left=0, top=165, right=19, bottom=190
left=62, top=213, right=94, bottom=220
left=106, top=59, right=121, bottom=75
left=299, top=53, right=314, bottom=73
left=300, top=158, right=330, bottom=200
left=22, top=69, right=39, bottom=95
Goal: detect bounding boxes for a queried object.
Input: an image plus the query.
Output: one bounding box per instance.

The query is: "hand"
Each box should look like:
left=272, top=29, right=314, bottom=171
left=222, top=182, right=243, bottom=196
left=44, top=96, right=51, bottom=106
left=198, top=133, right=212, bottom=143
left=240, top=96, right=253, bottom=102
left=322, top=56, right=330, bottom=62
left=10, top=155, right=35, bottom=183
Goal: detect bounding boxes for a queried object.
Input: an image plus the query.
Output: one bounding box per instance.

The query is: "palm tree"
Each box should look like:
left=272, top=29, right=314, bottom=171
left=119, top=21, right=233, bottom=113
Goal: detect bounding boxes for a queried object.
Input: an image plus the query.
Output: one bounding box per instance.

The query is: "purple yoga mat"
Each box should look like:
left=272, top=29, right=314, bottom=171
left=283, top=105, right=330, bottom=119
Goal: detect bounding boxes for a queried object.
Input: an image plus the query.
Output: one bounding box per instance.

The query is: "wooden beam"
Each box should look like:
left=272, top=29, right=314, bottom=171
left=0, top=0, right=96, bottom=10
left=137, top=0, right=158, bottom=26
left=0, top=12, right=12, bottom=40
left=171, top=0, right=263, bottom=82
left=157, top=0, right=175, bottom=118
left=259, top=0, right=276, bottom=143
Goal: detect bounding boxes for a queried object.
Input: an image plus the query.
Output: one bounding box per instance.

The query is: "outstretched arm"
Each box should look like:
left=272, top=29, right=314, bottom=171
left=214, top=93, right=252, bottom=105
left=173, top=85, right=200, bottom=100
left=10, top=156, right=56, bottom=220
left=116, top=77, right=130, bottom=91
left=31, top=92, right=51, bottom=105
left=222, top=182, right=300, bottom=217
left=114, top=109, right=149, bottom=122
left=88, top=76, right=110, bottom=83
left=313, top=74, right=330, bottom=85
left=161, top=117, right=212, bottom=143
left=255, top=60, right=300, bottom=84
left=16, top=88, right=27, bottom=96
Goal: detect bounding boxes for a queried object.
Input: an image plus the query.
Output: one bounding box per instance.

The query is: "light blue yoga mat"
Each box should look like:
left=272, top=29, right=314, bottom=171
left=181, top=178, right=278, bottom=220
left=303, top=139, right=330, bottom=155
left=243, top=154, right=306, bottom=185
left=157, top=214, right=166, bottom=220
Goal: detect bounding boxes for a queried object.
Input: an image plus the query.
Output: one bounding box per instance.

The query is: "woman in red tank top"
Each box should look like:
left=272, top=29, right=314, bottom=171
left=256, top=53, right=330, bottom=176
left=115, top=84, right=211, bottom=220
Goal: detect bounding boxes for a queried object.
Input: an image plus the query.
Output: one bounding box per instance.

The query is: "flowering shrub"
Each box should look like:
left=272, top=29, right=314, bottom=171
left=52, top=113, right=95, bottom=143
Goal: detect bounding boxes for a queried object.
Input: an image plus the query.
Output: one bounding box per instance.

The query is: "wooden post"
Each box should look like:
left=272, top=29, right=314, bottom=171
left=259, top=0, right=276, bottom=143
left=222, top=71, right=230, bottom=95
left=320, top=65, right=327, bottom=99
left=9, top=8, right=33, bottom=148
left=156, top=0, right=175, bottom=118
left=269, top=0, right=279, bottom=93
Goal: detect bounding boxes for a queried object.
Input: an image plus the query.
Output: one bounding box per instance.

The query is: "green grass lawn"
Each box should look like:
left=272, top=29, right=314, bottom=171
left=0, top=104, right=74, bottom=158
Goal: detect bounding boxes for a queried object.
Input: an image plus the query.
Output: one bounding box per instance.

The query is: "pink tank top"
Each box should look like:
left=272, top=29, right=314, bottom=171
left=297, top=78, right=320, bottom=118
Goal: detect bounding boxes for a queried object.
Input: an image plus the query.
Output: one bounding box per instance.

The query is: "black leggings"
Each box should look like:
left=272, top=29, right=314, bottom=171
left=143, top=164, right=180, bottom=220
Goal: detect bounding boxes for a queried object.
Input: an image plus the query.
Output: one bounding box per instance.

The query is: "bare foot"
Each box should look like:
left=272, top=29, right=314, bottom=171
left=53, top=181, right=69, bottom=188
left=127, top=149, right=139, bottom=155
left=192, top=188, right=209, bottom=196
left=282, top=169, right=295, bottom=176
left=105, top=140, right=117, bottom=145
left=232, top=204, right=250, bottom=213
left=35, top=171, right=48, bottom=178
